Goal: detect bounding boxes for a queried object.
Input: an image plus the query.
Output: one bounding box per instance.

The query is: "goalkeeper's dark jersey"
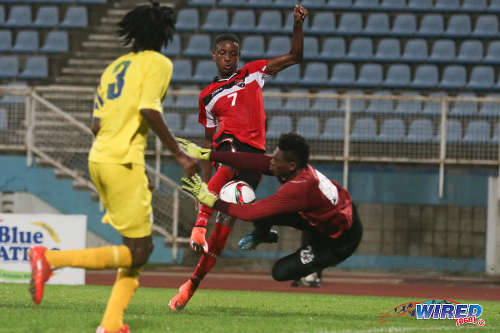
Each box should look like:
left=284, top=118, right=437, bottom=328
left=212, top=151, right=354, bottom=239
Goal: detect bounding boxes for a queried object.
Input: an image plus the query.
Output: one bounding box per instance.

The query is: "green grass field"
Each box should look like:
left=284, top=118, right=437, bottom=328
left=1, top=283, right=499, bottom=333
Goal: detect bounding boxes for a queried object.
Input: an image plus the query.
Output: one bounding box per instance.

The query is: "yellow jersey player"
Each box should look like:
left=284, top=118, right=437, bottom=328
left=27, top=2, right=198, bottom=333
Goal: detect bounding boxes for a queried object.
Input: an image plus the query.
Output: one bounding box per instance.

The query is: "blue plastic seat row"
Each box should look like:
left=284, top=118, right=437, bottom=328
left=163, top=112, right=204, bottom=138
left=0, top=55, right=48, bottom=79
left=0, top=1, right=105, bottom=4
left=175, top=8, right=498, bottom=38
left=0, top=5, right=87, bottom=28
left=0, top=30, right=69, bottom=53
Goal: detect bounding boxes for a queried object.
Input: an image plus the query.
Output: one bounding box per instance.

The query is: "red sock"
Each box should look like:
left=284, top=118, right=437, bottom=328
left=191, top=223, right=232, bottom=286
left=195, top=167, right=233, bottom=227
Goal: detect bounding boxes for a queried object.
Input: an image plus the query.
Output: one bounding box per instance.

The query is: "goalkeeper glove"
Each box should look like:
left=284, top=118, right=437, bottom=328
left=176, top=137, right=211, bottom=160
left=190, top=226, right=208, bottom=253
left=181, top=174, right=217, bottom=207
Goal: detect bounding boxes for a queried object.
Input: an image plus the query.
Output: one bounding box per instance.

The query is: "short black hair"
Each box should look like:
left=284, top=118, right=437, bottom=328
left=278, top=133, right=309, bottom=168
left=213, top=33, right=240, bottom=51
left=118, top=1, right=176, bottom=52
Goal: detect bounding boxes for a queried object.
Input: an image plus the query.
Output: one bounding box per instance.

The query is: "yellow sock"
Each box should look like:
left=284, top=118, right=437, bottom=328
left=45, top=245, right=132, bottom=269
left=100, top=268, right=140, bottom=332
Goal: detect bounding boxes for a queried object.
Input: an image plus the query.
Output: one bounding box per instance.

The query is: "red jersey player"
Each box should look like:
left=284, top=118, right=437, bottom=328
left=168, top=5, right=309, bottom=311
left=179, top=133, right=363, bottom=286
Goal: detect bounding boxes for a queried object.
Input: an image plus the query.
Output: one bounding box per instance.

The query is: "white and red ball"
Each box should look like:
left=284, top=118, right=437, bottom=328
left=219, top=180, right=256, bottom=204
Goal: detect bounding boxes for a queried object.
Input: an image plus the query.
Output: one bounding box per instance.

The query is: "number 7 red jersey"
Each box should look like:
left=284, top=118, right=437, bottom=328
left=198, top=60, right=272, bottom=151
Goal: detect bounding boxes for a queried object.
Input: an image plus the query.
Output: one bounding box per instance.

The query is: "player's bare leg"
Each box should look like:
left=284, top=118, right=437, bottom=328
left=169, top=213, right=235, bottom=311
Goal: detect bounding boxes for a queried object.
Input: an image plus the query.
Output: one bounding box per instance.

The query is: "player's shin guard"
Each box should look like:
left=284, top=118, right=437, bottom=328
left=191, top=222, right=232, bottom=286
left=100, top=268, right=140, bottom=333
left=195, top=167, right=233, bottom=227
left=44, top=245, right=132, bottom=269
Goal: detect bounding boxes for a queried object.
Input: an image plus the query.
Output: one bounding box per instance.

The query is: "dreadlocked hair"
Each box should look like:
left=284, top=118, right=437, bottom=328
left=118, top=1, right=176, bottom=52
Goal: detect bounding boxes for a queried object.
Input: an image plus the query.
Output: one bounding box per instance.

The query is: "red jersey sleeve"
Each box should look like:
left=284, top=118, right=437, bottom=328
left=246, top=59, right=273, bottom=78
left=214, top=179, right=311, bottom=221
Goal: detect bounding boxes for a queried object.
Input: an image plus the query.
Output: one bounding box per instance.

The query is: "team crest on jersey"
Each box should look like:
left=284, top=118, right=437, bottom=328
left=234, top=78, right=245, bottom=88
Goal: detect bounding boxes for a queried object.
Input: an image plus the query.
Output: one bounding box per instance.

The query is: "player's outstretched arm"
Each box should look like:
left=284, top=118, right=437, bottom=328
left=266, top=4, right=308, bottom=75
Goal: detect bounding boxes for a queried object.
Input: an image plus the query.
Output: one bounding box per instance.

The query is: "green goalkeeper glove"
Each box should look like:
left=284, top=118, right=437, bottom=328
left=181, top=174, right=217, bottom=207
left=176, top=137, right=211, bottom=160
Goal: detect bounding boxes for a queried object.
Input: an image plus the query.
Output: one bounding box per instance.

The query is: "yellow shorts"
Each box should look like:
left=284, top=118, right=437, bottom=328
left=89, top=162, right=152, bottom=238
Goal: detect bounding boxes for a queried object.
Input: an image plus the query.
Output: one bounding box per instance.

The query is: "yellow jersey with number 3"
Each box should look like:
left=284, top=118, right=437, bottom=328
left=89, top=50, right=173, bottom=165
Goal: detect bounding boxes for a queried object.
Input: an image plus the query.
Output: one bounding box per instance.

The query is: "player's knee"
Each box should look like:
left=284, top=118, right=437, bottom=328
left=129, top=239, right=154, bottom=268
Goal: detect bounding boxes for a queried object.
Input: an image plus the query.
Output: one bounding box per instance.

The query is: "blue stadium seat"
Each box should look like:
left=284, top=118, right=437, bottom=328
left=489, top=0, right=500, bottom=12
left=263, top=88, right=283, bottom=112
left=241, top=36, right=265, bottom=59
left=283, top=12, right=310, bottom=32
left=401, top=39, right=428, bottom=62
left=13, top=30, right=38, bottom=53
left=340, top=89, right=366, bottom=113
left=411, top=65, right=438, bottom=89
left=381, top=0, right=405, bottom=10
left=311, top=89, right=338, bottom=113
left=302, top=62, right=328, bottom=86
left=429, top=39, right=456, bottom=63
left=271, top=65, right=300, bottom=85
left=366, top=90, right=393, bottom=113
left=0, top=30, right=12, bottom=52
left=449, top=93, right=478, bottom=116
left=303, top=36, right=319, bottom=60
left=350, top=117, right=377, bottom=142
left=492, top=123, right=499, bottom=145
left=353, top=0, right=378, bottom=10
left=406, top=119, right=435, bottom=143
left=247, top=0, right=269, bottom=7
left=0, top=108, right=7, bottom=131
left=192, top=60, right=218, bottom=83
left=183, top=34, right=211, bottom=58
left=188, top=0, right=216, bottom=6
left=163, top=113, right=181, bottom=133
left=395, top=92, right=422, bottom=114
left=355, top=63, right=382, bottom=88
left=422, top=92, right=447, bottom=115
left=327, top=0, right=352, bottom=9
left=274, top=0, right=296, bottom=9
left=479, top=94, right=500, bottom=117
left=473, top=15, right=499, bottom=38
left=40, top=31, right=68, bottom=53
left=162, top=92, right=175, bottom=108
left=171, top=60, right=192, bottom=83
left=296, top=116, right=320, bottom=139
left=267, top=116, right=293, bottom=139
left=434, top=0, right=460, bottom=11
left=375, top=38, right=400, bottom=61
left=174, top=86, right=199, bottom=109
left=19, top=56, right=48, bottom=79
left=0, top=56, right=18, bottom=78
left=462, top=0, right=487, bottom=12
left=175, top=9, right=199, bottom=31
left=0, top=6, right=4, bottom=26
left=77, top=0, right=107, bottom=4
left=33, top=6, right=58, bottom=28
left=319, top=37, right=346, bottom=60
left=468, top=66, right=494, bottom=90
left=418, top=14, right=444, bottom=37
left=457, top=40, right=483, bottom=63
left=440, top=119, right=462, bottom=143
left=307, top=12, right=335, bottom=35
left=255, top=10, right=282, bottom=34
left=328, top=63, right=355, bottom=87
left=383, top=64, right=410, bottom=88
left=161, top=34, right=180, bottom=57
left=484, top=41, right=500, bottom=64
left=60, top=7, right=88, bottom=28
left=266, top=36, right=290, bottom=58
left=347, top=38, right=373, bottom=61
left=364, top=13, right=390, bottom=36
left=445, top=15, right=471, bottom=38
left=391, top=14, right=417, bottom=36
left=408, top=0, right=433, bottom=11
left=181, top=114, right=204, bottom=138
left=283, top=88, right=310, bottom=112
left=320, top=117, right=345, bottom=141
left=337, top=13, right=363, bottom=35
left=302, top=0, right=327, bottom=9
left=201, top=9, right=228, bottom=32
left=439, top=65, right=466, bottom=89
left=377, top=118, right=405, bottom=142
left=0, top=82, right=26, bottom=106
left=5, top=6, right=31, bottom=28
left=219, top=0, right=247, bottom=7
left=463, top=120, right=490, bottom=143
left=229, top=10, right=255, bottom=33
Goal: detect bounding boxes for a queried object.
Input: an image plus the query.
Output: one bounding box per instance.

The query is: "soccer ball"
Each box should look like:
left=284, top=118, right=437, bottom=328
left=219, top=180, right=256, bottom=204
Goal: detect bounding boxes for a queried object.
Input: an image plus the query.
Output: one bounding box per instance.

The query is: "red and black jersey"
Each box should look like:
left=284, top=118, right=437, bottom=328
left=212, top=151, right=354, bottom=239
left=198, top=60, right=272, bottom=151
